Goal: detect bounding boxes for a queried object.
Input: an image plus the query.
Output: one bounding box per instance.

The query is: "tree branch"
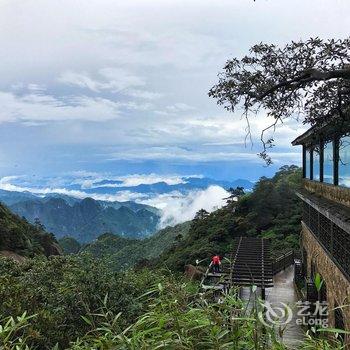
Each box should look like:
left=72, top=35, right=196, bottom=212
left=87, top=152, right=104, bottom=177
left=258, top=67, right=350, bottom=100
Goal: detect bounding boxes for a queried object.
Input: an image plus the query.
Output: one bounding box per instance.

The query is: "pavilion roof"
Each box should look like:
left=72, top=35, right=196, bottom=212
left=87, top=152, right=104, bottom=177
left=292, top=118, right=350, bottom=146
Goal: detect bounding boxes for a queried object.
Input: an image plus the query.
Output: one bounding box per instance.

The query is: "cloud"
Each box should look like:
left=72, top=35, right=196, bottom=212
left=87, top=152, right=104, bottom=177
left=65, top=172, right=203, bottom=190
left=108, top=147, right=251, bottom=161
left=0, top=0, right=346, bottom=175
left=58, top=68, right=162, bottom=100
left=108, top=174, right=188, bottom=187
left=142, top=185, right=229, bottom=227
left=0, top=176, right=146, bottom=202
left=0, top=86, right=303, bottom=170
left=27, top=84, right=47, bottom=93
left=78, top=173, right=189, bottom=189
left=58, top=68, right=145, bottom=92
left=166, top=103, right=195, bottom=113
left=0, top=88, right=157, bottom=124
left=58, top=71, right=103, bottom=92
left=106, top=145, right=300, bottom=164
left=0, top=91, right=122, bottom=123
left=126, top=89, right=163, bottom=100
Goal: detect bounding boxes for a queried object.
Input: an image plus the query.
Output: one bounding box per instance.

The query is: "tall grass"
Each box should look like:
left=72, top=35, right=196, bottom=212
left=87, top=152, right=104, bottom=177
left=1, top=276, right=346, bottom=349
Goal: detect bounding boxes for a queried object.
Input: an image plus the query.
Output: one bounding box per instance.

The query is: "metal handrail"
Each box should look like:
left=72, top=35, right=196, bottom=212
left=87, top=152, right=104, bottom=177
left=272, top=250, right=294, bottom=275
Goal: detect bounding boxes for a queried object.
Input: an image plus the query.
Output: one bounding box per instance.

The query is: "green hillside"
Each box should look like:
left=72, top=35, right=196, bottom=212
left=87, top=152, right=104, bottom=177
left=0, top=202, right=61, bottom=258
left=58, top=236, right=81, bottom=254
left=158, top=165, right=302, bottom=271
left=82, top=221, right=191, bottom=270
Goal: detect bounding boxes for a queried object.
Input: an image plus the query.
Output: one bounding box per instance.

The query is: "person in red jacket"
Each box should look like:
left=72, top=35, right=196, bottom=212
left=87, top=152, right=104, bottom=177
left=211, top=254, right=221, bottom=273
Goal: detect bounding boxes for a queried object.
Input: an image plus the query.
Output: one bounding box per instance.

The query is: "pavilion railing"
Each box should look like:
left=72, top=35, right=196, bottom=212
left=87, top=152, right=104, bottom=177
left=302, top=200, right=350, bottom=281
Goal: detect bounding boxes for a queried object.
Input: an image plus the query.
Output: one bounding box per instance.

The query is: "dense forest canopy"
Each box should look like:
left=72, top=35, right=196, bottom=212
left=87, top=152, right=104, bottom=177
left=209, top=38, right=350, bottom=164
left=0, top=203, right=60, bottom=258
left=80, top=222, right=191, bottom=271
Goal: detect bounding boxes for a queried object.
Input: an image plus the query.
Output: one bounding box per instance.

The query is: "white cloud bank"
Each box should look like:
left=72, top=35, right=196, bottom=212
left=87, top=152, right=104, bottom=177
left=143, top=185, right=229, bottom=227
left=78, top=173, right=194, bottom=189
left=0, top=176, right=146, bottom=202
left=0, top=91, right=123, bottom=123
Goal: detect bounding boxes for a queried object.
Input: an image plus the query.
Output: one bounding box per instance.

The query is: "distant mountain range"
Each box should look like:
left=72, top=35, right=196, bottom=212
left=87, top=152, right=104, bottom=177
left=65, top=177, right=254, bottom=195
left=0, top=176, right=254, bottom=243
left=0, top=190, right=160, bottom=243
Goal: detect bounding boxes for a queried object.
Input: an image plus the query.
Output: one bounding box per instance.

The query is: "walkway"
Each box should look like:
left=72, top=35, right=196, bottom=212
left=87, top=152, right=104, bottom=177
left=241, top=266, right=305, bottom=349
left=267, top=265, right=305, bottom=348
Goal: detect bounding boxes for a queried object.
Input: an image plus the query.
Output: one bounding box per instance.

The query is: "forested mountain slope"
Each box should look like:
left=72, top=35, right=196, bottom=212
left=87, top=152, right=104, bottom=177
left=0, top=166, right=339, bottom=350
left=58, top=236, right=81, bottom=254
left=81, top=221, right=191, bottom=270
left=157, top=165, right=302, bottom=271
left=9, top=197, right=159, bottom=242
left=0, top=202, right=61, bottom=258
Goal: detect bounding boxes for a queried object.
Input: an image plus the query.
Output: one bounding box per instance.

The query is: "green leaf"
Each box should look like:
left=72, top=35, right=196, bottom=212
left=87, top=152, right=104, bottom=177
left=81, top=316, right=92, bottom=326
left=317, top=328, right=350, bottom=334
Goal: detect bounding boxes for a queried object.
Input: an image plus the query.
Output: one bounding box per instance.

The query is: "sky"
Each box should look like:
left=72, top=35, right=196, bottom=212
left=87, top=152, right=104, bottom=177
left=0, top=0, right=349, bottom=182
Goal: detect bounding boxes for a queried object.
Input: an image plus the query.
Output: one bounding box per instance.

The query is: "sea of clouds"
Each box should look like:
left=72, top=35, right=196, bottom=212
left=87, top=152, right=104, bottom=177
left=141, top=185, right=228, bottom=227
left=0, top=174, right=229, bottom=229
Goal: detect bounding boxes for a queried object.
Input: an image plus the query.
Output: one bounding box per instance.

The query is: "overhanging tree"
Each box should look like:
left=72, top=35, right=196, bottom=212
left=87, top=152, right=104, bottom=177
left=225, top=186, right=245, bottom=204
left=209, top=38, right=350, bottom=164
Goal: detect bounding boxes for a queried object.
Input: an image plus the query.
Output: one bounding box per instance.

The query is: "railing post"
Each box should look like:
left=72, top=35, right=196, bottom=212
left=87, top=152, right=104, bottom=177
left=303, top=145, right=307, bottom=178
left=320, top=140, right=324, bottom=183
left=330, top=223, right=334, bottom=256
left=334, top=137, right=339, bottom=186
left=310, top=148, right=314, bottom=180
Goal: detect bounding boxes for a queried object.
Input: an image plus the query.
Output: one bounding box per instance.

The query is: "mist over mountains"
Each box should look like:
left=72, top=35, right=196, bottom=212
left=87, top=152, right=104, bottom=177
left=0, top=174, right=254, bottom=242
left=65, top=176, right=254, bottom=195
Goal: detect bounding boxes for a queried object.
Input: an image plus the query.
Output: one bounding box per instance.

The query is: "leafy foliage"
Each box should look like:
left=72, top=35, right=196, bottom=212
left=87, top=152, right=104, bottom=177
left=0, top=202, right=60, bottom=258
left=209, top=38, right=350, bottom=163
left=0, top=270, right=344, bottom=349
left=58, top=236, right=81, bottom=254
left=71, top=280, right=347, bottom=350
left=71, top=279, right=279, bottom=350
left=0, top=255, right=164, bottom=349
